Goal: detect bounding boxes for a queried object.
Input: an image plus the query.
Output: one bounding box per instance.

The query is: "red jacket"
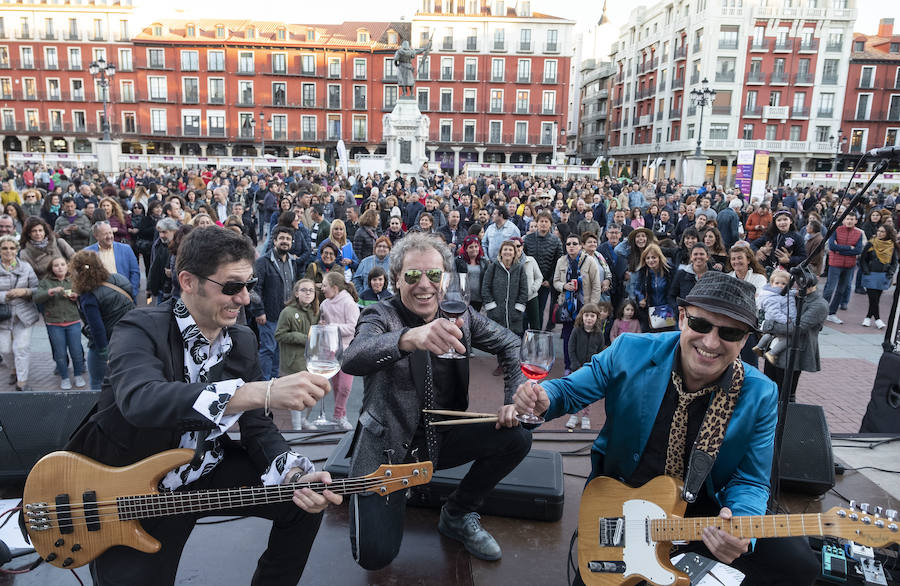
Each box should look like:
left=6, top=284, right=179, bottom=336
left=828, top=226, right=863, bottom=269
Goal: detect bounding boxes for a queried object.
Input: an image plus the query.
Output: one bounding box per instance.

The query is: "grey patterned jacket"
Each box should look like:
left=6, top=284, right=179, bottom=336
left=0, top=259, right=39, bottom=328
left=342, top=298, right=524, bottom=477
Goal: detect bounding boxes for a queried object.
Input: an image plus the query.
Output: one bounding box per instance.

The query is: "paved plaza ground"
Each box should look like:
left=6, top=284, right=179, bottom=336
left=0, top=275, right=886, bottom=435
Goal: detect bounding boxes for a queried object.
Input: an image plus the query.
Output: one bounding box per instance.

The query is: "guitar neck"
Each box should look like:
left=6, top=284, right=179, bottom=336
left=118, top=476, right=386, bottom=521
left=652, top=513, right=832, bottom=542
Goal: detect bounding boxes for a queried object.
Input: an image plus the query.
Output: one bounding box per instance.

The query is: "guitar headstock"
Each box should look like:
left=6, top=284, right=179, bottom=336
left=362, top=462, right=433, bottom=496
left=823, top=505, right=899, bottom=548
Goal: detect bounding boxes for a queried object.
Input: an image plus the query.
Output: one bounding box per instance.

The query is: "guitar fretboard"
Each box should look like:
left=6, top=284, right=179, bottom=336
left=651, top=513, right=831, bottom=541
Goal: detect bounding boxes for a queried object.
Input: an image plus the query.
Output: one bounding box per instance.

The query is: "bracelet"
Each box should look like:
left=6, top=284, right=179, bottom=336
left=264, top=378, right=275, bottom=417
left=289, top=470, right=303, bottom=484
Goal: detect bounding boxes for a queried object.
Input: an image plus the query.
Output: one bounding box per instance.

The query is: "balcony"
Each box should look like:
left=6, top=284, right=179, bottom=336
left=178, top=125, right=202, bottom=137
left=518, top=41, right=532, bottom=53
left=239, top=128, right=255, bottom=139
left=353, top=71, right=367, bottom=80
left=546, top=42, right=558, bottom=53
left=66, top=31, right=81, bottom=41
left=669, top=108, right=681, bottom=119
left=517, top=75, right=531, bottom=83
left=671, top=76, right=684, bottom=89
left=674, top=46, right=687, bottom=60
left=718, top=39, right=738, bottom=50
left=826, top=42, right=843, bottom=52
left=182, top=92, right=200, bottom=105
left=690, top=72, right=700, bottom=85
left=42, top=31, right=56, bottom=41
left=353, top=99, right=366, bottom=110
left=17, top=29, right=32, bottom=40
left=744, top=105, right=762, bottom=117
left=715, top=71, right=735, bottom=83
left=791, top=107, right=809, bottom=118
left=89, top=34, right=106, bottom=42
left=491, top=74, right=505, bottom=83
left=794, top=72, right=814, bottom=85
left=822, top=74, right=839, bottom=85
left=302, top=131, right=317, bottom=141
left=208, top=96, right=225, bottom=105
left=542, top=107, right=557, bottom=115
left=0, top=92, right=10, bottom=100
left=515, top=105, right=530, bottom=114
left=463, top=101, right=477, bottom=113
left=208, top=127, right=226, bottom=137
left=774, top=39, right=794, bottom=52
left=237, top=99, right=256, bottom=107
left=770, top=72, right=788, bottom=84
left=492, top=42, right=505, bottom=52
left=542, top=76, right=557, bottom=84
left=441, top=39, right=454, bottom=51
left=466, top=38, right=477, bottom=51
left=799, top=39, right=819, bottom=52
left=750, top=40, right=769, bottom=52
left=711, top=106, right=731, bottom=115
left=817, top=108, right=834, bottom=118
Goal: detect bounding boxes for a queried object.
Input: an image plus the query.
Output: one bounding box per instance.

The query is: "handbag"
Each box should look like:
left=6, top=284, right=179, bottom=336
left=0, top=303, right=10, bottom=321
left=648, top=304, right=676, bottom=329
left=861, top=272, right=890, bottom=291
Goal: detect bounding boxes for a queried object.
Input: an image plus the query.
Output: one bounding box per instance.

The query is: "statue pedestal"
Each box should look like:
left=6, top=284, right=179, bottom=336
left=383, top=97, right=429, bottom=175
left=682, top=155, right=708, bottom=187
left=95, top=140, right=119, bottom=174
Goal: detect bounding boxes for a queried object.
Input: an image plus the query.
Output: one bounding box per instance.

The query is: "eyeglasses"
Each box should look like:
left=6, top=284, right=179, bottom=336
left=403, top=268, right=443, bottom=285
left=201, top=275, right=258, bottom=296
left=297, top=287, right=315, bottom=294
left=684, top=313, right=748, bottom=342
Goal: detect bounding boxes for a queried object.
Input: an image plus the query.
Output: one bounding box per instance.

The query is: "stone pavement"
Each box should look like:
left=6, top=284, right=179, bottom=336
left=1, top=276, right=888, bottom=435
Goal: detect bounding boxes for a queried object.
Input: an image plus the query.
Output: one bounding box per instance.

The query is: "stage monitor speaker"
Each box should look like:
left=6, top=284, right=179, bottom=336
left=778, top=403, right=835, bottom=495
left=860, top=351, right=900, bottom=434
left=0, top=391, right=97, bottom=482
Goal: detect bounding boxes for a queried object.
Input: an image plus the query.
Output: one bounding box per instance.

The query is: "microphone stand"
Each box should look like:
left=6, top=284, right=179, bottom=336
left=768, top=156, right=891, bottom=510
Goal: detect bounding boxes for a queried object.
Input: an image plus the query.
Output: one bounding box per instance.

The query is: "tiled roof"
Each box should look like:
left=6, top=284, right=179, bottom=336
left=850, top=33, right=900, bottom=61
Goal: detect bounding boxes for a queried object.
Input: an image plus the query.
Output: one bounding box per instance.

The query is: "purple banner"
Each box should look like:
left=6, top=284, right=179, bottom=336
left=734, top=150, right=754, bottom=196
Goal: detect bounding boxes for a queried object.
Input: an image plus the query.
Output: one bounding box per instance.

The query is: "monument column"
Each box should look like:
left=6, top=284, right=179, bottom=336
left=476, top=147, right=486, bottom=163
left=451, top=146, right=462, bottom=176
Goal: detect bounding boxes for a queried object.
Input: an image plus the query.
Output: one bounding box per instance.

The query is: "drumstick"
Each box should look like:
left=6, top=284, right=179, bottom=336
left=429, top=417, right=498, bottom=426
left=422, top=409, right=496, bottom=418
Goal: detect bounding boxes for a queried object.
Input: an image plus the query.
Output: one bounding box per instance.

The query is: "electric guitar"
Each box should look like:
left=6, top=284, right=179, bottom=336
left=22, top=449, right=433, bottom=569
left=578, top=475, right=899, bottom=586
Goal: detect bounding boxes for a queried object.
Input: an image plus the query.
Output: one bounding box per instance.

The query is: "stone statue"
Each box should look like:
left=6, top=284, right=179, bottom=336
left=393, top=39, right=431, bottom=97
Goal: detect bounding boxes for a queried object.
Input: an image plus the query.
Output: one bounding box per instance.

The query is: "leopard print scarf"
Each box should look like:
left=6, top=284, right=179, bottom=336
left=665, top=358, right=745, bottom=480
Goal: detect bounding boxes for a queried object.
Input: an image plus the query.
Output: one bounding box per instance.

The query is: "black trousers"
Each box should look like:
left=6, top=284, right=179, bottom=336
left=350, top=422, right=532, bottom=570
left=90, top=446, right=323, bottom=586
left=763, top=361, right=803, bottom=403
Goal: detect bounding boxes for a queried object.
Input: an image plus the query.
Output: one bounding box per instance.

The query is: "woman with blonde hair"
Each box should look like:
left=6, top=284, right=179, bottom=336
left=99, top=196, right=132, bottom=245
left=0, top=235, right=39, bottom=391
left=634, top=242, right=674, bottom=332
left=319, top=218, right=358, bottom=274
left=132, top=185, right=150, bottom=210
left=319, top=270, right=360, bottom=430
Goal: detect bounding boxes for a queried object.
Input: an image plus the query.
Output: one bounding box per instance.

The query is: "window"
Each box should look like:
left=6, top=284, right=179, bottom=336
left=327, top=114, right=341, bottom=140
left=417, top=88, right=429, bottom=111
left=182, top=78, right=199, bottom=103
left=25, top=109, right=39, bottom=131
left=208, top=112, right=225, bottom=137
left=855, top=94, right=871, bottom=119
left=441, top=56, right=453, bottom=80
left=517, top=59, right=531, bottom=82
left=818, top=93, right=834, bottom=116
left=464, top=57, right=477, bottom=81
left=765, top=124, right=777, bottom=140
left=742, top=123, right=754, bottom=140
left=46, top=79, right=60, bottom=100
left=182, top=112, right=200, bottom=136
left=273, top=53, right=286, bottom=74
left=888, top=95, right=900, bottom=121
left=854, top=40, right=865, bottom=52
left=826, top=28, right=843, bottom=51
left=493, top=0, right=505, bottom=16
left=328, top=84, right=340, bottom=109
left=148, top=76, right=167, bottom=101
left=70, top=79, right=84, bottom=101
left=181, top=50, right=199, bottom=71
left=44, top=47, right=57, bottom=69
left=383, top=85, right=398, bottom=109
left=148, top=48, right=164, bottom=68
left=546, top=29, right=558, bottom=53
left=357, top=30, right=369, bottom=43
left=719, top=26, right=738, bottom=50
left=490, top=89, right=503, bottom=112
left=208, top=78, right=225, bottom=104
left=789, top=125, right=802, bottom=141
left=301, top=115, right=316, bottom=141
left=815, top=126, right=830, bottom=143
left=709, top=123, right=728, bottom=139
left=120, top=80, right=134, bottom=103
left=694, top=28, right=703, bottom=52
left=239, top=113, right=254, bottom=138
left=354, top=85, right=367, bottom=109
left=246, top=26, right=255, bottom=40
left=792, top=92, right=806, bottom=110
left=273, top=82, right=286, bottom=106
left=543, top=60, right=557, bottom=83
left=417, top=56, right=430, bottom=80
left=886, top=128, right=899, bottom=146
left=493, top=28, right=505, bottom=51
left=466, top=28, right=477, bottom=51
left=186, top=24, right=196, bottom=37
left=68, top=47, right=81, bottom=70
left=301, top=83, right=315, bottom=107
left=542, top=90, right=556, bottom=114
left=238, top=52, right=254, bottom=74
left=21, top=47, right=34, bottom=68
left=43, top=18, right=54, bottom=40
left=118, top=48, right=132, bottom=71
left=440, top=88, right=452, bottom=111
left=850, top=128, right=866, bottom=153
left=822, top=59, right=839, bottom=83
left=122, top=112, right=136, bottom=133
left=328, top=58, right=340, bottom=78
left=752, top=26, right=765, bottom=48
left=354, top=59, right=366, bottom=79
left=442, top=27, right=453, bottom=51
left=301, top=55, right=315, bottom=75
left=208, top=50, right=225, bottom=72
left=520, top=28, right=532, bottom=52
left=860, top=66, right=875, bottom=88
left=515, top=89, right=529, bottom=113
left=464, top=88, right=476, bottom=112
left=514, top=121, right=527, bottom=144
left=463, top=120, right=476, bottom=142
left=0, top=78, right=9, bottom=100
left=272, top=114, right=287, bottom=139
left=768, top=91, right=781, bottom=107
left=440, top=120, right=452, bottom=142
left=383, top=57, right=397, bottom=80
left=540, top=121, right=554, bottom=145
left=71, top=111, right=85, bottom=132
left=239, top=80, right=254, bottom=105
left=216, top=25, right=225, bottom=39
left=491, top=58, right=504, bottom=81
left=150, top=109, right=167, bottom=133
left=277, top=27, right=286, bottom=41
left=352, top=115, right=367, bottom=141
left=489, top=120, right=502, bottom=143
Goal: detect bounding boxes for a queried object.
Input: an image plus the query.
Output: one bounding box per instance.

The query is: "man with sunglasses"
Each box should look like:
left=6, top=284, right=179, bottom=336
left=514, top=271, right=818, bottom=585
left=66, top=226, right=341, bottom=586
left=343, top=232, right=531, bottom=570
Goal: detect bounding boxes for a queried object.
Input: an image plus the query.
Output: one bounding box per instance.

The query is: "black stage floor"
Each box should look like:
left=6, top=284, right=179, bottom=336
left=2, top=432, right=898, bottom=585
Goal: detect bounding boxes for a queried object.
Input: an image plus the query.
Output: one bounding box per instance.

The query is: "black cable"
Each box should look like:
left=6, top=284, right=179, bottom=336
left=839, top=466, right=900, bottom=474
left=829, top=486, right=854, bottom=504
left=566, top=528, right=578, bottom=586
left=195, top=516, right=248, bottom=525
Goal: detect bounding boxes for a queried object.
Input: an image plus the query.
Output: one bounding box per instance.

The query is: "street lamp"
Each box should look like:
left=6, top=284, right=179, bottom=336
left=258, top=112, right=272, bottom=158
left=689, top=77, right=716, bottom=158
left=829, top=129, right=847, bottom=172
left=89, top=57, right=116, bottom=141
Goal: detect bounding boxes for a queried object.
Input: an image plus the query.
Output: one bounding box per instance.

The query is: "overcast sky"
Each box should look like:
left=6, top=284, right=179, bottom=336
left=135, top=0, right=896, bottom=52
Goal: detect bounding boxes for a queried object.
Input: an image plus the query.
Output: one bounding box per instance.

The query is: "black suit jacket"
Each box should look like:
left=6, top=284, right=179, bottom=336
left=67, top=300, right=286, bottom=474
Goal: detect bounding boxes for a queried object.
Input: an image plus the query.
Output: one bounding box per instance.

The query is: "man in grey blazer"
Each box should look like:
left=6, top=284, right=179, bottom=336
left=342, top=232, right=531, bottom=570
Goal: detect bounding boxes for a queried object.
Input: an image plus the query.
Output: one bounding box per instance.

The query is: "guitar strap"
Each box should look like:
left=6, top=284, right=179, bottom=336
left=675, top=358, right=745, bottom=503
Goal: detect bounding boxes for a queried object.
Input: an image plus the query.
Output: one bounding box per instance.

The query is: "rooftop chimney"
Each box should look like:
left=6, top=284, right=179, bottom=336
left=878, top=18, right=894, bottom=38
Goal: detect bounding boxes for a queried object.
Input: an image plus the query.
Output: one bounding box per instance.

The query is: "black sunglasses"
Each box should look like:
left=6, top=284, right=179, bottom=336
left=202, top=276, right=258, bottom=296
left=403, top=268, right=443, bottom=285
left=684, top=314, right=748, bottom=342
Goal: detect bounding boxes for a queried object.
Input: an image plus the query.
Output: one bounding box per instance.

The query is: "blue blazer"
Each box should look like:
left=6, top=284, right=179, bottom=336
left=85, top=241, right=141, bottom=299
left=542, top=331, right=777, bottom=518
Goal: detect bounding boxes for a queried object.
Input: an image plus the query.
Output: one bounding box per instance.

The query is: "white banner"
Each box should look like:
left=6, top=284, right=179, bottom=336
left=336, top=140, right=349, bottom=178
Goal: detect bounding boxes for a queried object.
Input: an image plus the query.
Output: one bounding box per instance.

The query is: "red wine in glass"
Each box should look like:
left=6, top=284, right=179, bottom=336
left=521, top=363, right=549, bottom=380
left=440, top=299, right=468, bottom=318
left=516, top=330, right=555, bottom=425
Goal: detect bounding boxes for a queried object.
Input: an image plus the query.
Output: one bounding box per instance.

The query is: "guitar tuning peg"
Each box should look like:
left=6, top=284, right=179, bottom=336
left=875, top=506, right=884, bottom=517
left=383, top=449, right=395, bottom=465
left=886, top=509, right=898, bottom=521
left=859, top=503, right=871, bottom=514
left=849, top=500, right=857, bottom=510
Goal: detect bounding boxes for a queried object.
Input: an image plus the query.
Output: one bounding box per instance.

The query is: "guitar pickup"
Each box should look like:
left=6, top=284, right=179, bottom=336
left=55, top=495, right=73, bottom=535
left=587, top=560, right=627, bottom=574
left=599, top=517, right=625, bottom=547
left=82, top=491, right=100, bottom=532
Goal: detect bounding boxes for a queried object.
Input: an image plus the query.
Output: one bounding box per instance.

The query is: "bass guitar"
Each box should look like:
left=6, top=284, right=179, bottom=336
left=578, top=475, right=899, bottom=586
left=22, top=449, right=432, bottom=569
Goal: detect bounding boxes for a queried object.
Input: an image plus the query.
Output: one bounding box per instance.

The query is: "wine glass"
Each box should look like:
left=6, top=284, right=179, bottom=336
left=516, top=329, right=555, bottom=425
left=305, top=324, right=343, bottom=427
left=437, top=271, right=469, bottom=359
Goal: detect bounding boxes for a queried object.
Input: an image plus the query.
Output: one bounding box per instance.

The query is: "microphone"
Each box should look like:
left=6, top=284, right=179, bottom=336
left=866, top=145, right=900, bottom=158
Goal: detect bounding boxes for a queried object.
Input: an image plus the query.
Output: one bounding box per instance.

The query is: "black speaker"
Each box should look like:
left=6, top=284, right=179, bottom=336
left=778, top=403, right=835, bottom=495
left=0, top=391, right=97, bottom=482
left=859, top=351, right=900, bottom=434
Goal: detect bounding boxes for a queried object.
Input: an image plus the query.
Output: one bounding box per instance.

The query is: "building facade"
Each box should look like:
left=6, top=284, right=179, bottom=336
left=606, top=0, right=857, bottom=186
left=842, top=18, right=900, bottom=165
left=411, top=0, right=574, bottom=173
left=576, top=58, right=613, bottom=165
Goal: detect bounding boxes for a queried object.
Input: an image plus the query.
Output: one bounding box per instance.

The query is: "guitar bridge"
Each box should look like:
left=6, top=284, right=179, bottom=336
left=599, top=517, right=625, bottom=547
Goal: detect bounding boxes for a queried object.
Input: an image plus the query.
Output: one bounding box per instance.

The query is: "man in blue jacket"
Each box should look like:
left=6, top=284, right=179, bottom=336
left=85, top=222, right=141, bottom=299
left=514, top=271, right=818, bottom=585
